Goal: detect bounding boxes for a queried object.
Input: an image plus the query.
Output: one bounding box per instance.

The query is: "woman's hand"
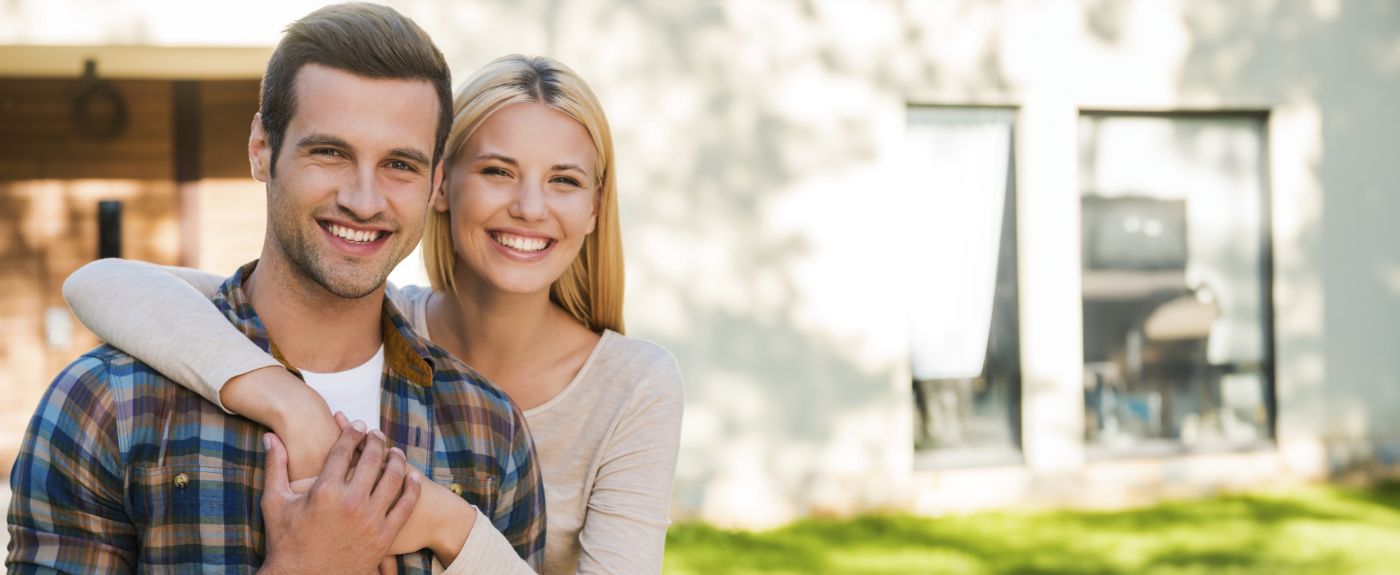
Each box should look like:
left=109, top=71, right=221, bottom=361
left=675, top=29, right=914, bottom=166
left=258, top=418, right=421, bottom=574
left=387, top=479, right=477, bottom=560
left=223, top=366, right=339, bottom=479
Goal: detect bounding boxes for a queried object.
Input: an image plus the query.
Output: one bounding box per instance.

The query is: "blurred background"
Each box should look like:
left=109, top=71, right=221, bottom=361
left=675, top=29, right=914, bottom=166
left=2, top=0, right=1399, bottom=570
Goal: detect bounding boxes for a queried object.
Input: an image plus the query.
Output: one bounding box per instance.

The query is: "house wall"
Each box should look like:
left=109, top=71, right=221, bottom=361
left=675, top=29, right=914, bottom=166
left=1, top=0, right=1396, bottom=528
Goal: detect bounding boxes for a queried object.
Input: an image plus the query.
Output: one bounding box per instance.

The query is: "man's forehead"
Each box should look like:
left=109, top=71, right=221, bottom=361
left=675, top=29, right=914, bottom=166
left=285, top=63, right=438, bottom=149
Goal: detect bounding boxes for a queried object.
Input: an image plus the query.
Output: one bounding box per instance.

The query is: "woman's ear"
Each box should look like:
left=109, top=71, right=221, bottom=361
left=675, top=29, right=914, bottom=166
left=430, top=170, right=451, bottom=212
left=586, top=189, right=600, bottom=234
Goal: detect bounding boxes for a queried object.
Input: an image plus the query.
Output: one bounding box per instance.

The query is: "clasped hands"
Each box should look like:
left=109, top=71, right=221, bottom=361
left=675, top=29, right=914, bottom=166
left=257, top=412, right=423, bottom=575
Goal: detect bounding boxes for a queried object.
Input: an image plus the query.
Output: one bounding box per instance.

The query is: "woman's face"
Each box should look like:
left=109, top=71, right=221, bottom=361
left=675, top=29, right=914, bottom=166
left=435, top=102, right=599, bottom=296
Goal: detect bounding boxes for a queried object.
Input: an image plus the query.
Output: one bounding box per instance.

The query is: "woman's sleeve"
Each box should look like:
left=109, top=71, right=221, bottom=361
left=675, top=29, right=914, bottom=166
left=444, top=353, right=685, bottom=575
left=62, top=258, right=281, bottom=413
left=438, top=509, right=537, bottom=575
left=572, top=352, right=685, bottom=574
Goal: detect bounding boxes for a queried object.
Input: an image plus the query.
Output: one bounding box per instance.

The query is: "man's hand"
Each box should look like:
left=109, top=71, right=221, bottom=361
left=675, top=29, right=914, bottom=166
left=257, top=414, right=422, bottom=575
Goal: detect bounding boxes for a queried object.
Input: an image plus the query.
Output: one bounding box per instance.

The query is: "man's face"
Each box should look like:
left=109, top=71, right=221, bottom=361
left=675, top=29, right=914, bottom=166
left=249, top=63, right=441, bottom=299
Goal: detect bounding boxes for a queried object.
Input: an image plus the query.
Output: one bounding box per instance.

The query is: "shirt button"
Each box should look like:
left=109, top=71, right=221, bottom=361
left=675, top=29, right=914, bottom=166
left=449, top=483, right=463, bottom=497
left=174, top=473, right=190, bottom=489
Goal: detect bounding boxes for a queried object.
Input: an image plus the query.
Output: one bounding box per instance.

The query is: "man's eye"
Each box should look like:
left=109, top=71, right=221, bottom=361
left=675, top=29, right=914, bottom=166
left=388, top=160, right=416, bottom=172
left=312, top=148, right=343, bottom=158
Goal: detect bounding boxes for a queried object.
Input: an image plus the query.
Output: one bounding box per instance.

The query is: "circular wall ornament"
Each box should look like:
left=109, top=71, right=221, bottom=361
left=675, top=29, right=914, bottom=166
left=72, top=60, right=128, bottom=142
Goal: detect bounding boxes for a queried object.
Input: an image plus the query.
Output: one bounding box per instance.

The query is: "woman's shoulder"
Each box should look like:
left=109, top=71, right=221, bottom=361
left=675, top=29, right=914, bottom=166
left=387, top=282, right=434, bottom=306
left=592, top=331, right=684, bottom=402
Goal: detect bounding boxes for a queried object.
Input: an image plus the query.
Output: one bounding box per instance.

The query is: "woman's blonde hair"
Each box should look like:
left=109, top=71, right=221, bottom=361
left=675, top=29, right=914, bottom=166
left=423, top=54, right=624, bottom=334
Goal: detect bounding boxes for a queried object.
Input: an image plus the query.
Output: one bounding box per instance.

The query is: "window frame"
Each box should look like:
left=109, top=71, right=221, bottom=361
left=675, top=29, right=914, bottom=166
left=1075, top=108, right=1278, bottom=459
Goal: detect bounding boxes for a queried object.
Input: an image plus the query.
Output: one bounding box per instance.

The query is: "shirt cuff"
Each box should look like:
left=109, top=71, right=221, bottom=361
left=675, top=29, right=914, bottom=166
left=205, top=358, right=283, bottom=415
left=436, top=506, right=520, bottom=575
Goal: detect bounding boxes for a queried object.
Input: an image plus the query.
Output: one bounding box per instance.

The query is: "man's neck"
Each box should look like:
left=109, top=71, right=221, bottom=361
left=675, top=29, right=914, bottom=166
left=246, top=252, right=385, bottom=373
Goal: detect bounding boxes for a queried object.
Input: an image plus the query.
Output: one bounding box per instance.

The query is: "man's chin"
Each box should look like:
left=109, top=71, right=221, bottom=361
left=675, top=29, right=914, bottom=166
left=301, top=260, right=393, bottom=300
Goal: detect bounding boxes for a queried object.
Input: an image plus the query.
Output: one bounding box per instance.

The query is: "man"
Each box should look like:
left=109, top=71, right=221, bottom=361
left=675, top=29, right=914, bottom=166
left=5, top=4, right=545, bottom=573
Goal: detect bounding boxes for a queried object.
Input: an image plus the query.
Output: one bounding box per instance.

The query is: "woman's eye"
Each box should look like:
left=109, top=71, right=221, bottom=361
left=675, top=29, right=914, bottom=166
left=482, top=167, right=510, bottom=177
left=551, top=176, right=582, bottom=187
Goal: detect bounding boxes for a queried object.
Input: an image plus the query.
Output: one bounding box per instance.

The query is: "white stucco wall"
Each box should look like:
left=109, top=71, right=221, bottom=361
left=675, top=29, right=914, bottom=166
left=2, top=0, right=1397, bottom=527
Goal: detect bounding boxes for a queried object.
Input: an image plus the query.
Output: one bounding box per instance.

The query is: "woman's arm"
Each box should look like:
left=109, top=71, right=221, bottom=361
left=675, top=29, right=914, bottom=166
left=63, top=259, right=478, bottom=559
left=64, top=259, right=337, bottom=477
left=444, top=351, right=686, bottom=575
left=574, top=353, right=685, bottom=573
left=63, top=259, right=280, bottom=411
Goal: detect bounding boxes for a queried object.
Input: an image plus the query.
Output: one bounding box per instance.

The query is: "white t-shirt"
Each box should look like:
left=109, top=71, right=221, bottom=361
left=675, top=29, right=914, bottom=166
left=299, top=345, right=384, bottom=431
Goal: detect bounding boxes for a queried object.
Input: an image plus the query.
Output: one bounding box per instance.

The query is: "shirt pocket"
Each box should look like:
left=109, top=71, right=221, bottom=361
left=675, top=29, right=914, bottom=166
left=129, top=465, right=260, bottom=568
left=431, top=470, right=498, bottom=519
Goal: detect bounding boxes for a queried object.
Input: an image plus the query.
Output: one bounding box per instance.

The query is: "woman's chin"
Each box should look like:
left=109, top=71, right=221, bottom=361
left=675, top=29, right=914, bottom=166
left=479, top=272, right=558, bottom=298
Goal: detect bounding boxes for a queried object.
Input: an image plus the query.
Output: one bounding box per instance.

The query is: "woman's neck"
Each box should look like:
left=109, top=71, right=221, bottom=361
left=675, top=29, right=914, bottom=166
left=431, top=270, right=601, bottom=409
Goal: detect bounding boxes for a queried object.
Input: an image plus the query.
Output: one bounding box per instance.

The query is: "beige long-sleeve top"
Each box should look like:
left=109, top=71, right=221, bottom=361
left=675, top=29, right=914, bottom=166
left=63, top=259, right=685, bottom=575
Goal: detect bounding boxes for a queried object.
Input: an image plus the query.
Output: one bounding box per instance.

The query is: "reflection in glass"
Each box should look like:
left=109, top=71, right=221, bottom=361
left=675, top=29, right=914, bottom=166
left=906, top=108, right=1021, bottom=461
left=1079, top=114, right=1272, bottom=450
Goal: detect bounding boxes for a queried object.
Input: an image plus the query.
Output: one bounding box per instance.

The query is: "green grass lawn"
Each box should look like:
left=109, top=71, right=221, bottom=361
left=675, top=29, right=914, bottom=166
left=664, top=482, right=1400, bottom=574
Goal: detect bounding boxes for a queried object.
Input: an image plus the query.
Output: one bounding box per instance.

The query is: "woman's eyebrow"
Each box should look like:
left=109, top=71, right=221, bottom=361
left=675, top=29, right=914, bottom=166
left=473, top=152, right=518, bottom=166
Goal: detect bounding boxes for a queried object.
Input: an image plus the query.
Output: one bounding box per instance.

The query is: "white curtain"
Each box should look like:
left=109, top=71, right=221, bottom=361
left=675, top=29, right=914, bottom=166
left=905, top=108, right=1014, bottom=381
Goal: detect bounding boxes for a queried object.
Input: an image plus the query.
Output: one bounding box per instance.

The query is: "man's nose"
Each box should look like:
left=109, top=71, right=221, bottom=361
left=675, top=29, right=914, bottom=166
left=337, top=165, right=388, bottom=221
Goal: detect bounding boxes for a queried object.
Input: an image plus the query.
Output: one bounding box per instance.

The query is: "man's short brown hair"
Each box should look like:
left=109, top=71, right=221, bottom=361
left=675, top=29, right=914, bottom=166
left=260, top=2, right=452, bottom=174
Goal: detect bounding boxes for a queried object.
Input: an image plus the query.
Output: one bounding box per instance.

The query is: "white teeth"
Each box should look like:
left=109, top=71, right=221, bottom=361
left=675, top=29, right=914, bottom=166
left=328, top=224, right=380, bottom=244
left=492, top=232, right=549, bottom=253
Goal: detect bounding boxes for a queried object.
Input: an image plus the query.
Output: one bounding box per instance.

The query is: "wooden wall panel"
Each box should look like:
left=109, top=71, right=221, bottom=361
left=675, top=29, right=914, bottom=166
left=0, top=78, right=174, bottom=181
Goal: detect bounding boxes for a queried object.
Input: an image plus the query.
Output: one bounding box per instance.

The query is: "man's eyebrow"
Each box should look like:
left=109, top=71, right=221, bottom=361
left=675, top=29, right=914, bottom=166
left=296, top=133, right=352, bottom=151
left=388, top=148, right=431, bottom=167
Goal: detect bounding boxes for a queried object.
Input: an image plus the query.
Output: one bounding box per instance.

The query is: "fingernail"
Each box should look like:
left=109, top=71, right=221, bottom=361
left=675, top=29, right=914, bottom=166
left=370, top=429, right=385, bottom=441
left=408, top=470, right=421, bottom=484
left=352, top=420, right=367, bottom=433
left=262, top=434, right=271, bottom=449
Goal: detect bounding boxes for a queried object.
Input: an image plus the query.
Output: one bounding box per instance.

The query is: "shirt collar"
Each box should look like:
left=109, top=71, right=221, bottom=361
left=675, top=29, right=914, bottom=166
left=212, top=260, right=435, bottom=387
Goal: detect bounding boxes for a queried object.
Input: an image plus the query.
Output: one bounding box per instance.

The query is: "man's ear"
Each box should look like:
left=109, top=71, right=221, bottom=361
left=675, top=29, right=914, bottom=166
left=249, top=113, right=272, bottom=183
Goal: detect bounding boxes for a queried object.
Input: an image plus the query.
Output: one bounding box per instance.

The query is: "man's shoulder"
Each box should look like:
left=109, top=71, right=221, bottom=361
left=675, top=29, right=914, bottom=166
left=44, top=344, right=200, bottom=423
left=421, top=343, right=517, bottom=413
left=51, top=344, right=153, bottom=396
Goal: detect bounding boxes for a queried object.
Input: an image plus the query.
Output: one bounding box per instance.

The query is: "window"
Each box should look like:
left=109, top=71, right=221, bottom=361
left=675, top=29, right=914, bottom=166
left=1079, top=112, right=1274, bottom=452
left=906, top=107, right=1022, bottom=466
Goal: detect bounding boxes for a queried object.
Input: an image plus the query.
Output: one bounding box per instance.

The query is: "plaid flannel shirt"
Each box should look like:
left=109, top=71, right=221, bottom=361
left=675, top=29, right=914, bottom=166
left=6, top=261, right=546, bottom=573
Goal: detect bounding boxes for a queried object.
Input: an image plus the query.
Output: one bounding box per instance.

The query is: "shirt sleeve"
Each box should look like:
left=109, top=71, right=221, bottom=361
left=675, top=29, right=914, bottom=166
left=62, top=258, right=280, bottom=413
left=437, top=506, right=536, bottom=575
left=6, top=355, right=137, bottom=573
left=444, top=349, right=685, bottom=575
left=574, top=352, right=685, bottom=574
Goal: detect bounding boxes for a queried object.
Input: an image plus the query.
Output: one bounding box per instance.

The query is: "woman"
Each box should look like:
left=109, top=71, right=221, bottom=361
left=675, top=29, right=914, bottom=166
left=64, top=55, right=684, bottom=575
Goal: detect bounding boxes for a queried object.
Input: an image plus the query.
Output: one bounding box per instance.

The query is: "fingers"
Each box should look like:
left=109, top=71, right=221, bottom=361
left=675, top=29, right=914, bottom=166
left=318, top=412, right=367, bottom=488
left=382, top=468, right=421, bottom=535
left=261, top=433, right=295, bottom=519
left=350, top=429, right=388, bottom=493
left=262, top=433, right=293, bottom=499
left=369, top=447, right=408, bottom=512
